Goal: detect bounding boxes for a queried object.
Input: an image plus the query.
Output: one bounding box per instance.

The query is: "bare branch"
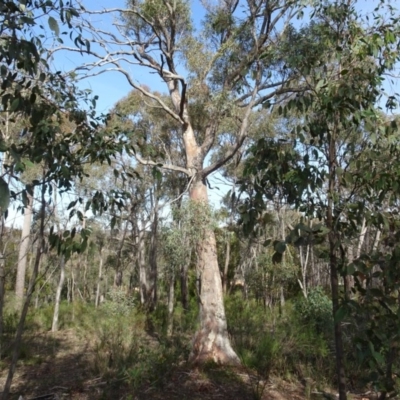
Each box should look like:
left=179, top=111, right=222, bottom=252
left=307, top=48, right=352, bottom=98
left=135, top=153, right=191, bottom=176
left=70, top=60, right=183, bottom=123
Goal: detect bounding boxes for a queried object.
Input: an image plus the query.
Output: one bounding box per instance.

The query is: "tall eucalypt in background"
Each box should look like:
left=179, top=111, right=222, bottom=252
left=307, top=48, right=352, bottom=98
left=55, top=0, right=308, bottom=365
left=240, top=2, right=400, bottom=399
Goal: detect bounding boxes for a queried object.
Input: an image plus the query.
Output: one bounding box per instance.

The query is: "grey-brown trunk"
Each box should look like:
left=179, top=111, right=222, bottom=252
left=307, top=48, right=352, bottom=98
left=15, top=193, right=33, bottom=309
left=52, top=255, right=66, bottom=332
left=189, top=179, right=240, bottom=365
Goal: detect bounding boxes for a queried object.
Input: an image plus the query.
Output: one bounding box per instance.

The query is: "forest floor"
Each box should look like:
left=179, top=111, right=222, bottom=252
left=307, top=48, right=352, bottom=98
left=0, top=329, right=377, bottom=400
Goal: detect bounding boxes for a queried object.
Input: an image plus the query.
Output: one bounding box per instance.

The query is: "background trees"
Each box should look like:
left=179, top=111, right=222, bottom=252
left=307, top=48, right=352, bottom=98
left=1, top=0, right=400, bottom=399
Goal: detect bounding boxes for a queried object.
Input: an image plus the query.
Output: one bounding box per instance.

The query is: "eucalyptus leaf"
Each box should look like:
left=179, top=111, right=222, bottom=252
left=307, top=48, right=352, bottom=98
left=0, top=177, right=10, bottom=211
left=48, top=16, right=60, bottom=36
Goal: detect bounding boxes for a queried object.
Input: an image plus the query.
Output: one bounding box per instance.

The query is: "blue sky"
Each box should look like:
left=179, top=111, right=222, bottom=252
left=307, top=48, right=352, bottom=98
left=49, top=0, right=400, bottom=112
left=6, top=0, right=400, bottom=227
left=50, top=0, right=205, bottom=108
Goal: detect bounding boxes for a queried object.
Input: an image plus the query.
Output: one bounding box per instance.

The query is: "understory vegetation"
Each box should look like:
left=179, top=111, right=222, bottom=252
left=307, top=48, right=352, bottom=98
left=2, top=284, right=398, bottom=399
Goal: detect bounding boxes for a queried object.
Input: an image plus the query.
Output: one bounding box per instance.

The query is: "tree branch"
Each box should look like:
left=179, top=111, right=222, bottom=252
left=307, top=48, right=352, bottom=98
left=202, top=67, right=261, bottom=178
left=135, top=153, right=191, bottom=176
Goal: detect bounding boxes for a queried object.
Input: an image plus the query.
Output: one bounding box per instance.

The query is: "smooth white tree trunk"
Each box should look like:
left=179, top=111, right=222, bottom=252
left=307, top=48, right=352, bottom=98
left=95, top=249, right=103, bottom=308
left=52, top=256, right=65, bottom=332
left=15, top=193, right=33, bottom=309
left=167, top=271, right=175, bottom=337
left=137, top=223, right=147, bottom=305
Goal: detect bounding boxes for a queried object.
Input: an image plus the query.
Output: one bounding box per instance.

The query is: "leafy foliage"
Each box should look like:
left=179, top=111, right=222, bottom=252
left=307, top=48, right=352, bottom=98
left=295, top=287, right=333, bottom=337
left=238, top=1, right=400, bottom=396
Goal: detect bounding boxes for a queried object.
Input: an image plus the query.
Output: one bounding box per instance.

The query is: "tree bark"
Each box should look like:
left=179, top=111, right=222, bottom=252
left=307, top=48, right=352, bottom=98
left=280, top=286, right=285, bottom=307
left=71, top=269, right=75, bottom=304
left=0, top=249, right=5, bottom=355
left=329, top=228, right=346, bottom=400
left=327, top=128, right=347, bottom=400
left=114, top=270, right=123, bottom=287
left=180, top=257, right=190, bottom=311
left=114, top=219, right=128, bottom=288
left=356, top=217, right=367, bottom=258
left=0, top=115, right=9, bottom=345
left=52, top=255, right=65, bottom=332
left=189, top=179, right=240, bottom=365
left=299, top=242, right=310, bottom=299
left=137, top=222, right=147, bottom=306
left=342, top=244, right=355, bottom=300
left=223, top=234, right=231, bottom=294
left=95, top=248, right=103, bottom=308
left=15, top=192, right=33, bottom=309
left=167, top=271, right=175, bottom=337
left=147, top=190, right=158, bottom=311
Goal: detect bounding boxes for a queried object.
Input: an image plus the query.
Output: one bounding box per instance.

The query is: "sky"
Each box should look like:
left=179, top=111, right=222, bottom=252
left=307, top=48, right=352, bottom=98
left=52, top=0, right=400, bottom=110
left=5, top=0, right=400, bottom=227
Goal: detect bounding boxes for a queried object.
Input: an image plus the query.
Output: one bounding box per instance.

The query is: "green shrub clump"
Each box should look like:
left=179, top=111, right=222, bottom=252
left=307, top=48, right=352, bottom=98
left=295, top=286, right=333, bottom=338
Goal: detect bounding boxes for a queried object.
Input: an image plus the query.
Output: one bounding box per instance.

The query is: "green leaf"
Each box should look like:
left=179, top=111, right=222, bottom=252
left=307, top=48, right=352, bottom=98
left=343, top=172, right=353, bottom=185
left=0, top=177, right=10, bottom=211
left=274, top=241, right=286, bottom=254
left=272, top=252, right=283, bottom=264
left=67, top=200, right=77, bottom=210
left=48, top=16, right=60, bottom=36
left=77, top=210, right=84, bottom=221
left=263, top=239, right=272, bottom=247
left=372, top=350, right=384, bottom=365
left=334, top=306, right=347, bottom=323
left=152, top=167, right=162, bottom=181
left=0, top=140, right=8, bottom=152
left=10, top=98, right=19, bottom=111
left=297, top=223, right=312, bottom=233
left=79, top=238, right=88, bottom=254
left=315, top=79, right=326, bottom=92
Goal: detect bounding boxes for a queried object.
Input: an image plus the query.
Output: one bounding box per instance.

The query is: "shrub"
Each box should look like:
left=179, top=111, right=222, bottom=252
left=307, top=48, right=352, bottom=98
left=295, top=286, right=333, bottom=338
left=225, top=292, right=335, bottom=385
left=103, top=287, right=135, bottom=316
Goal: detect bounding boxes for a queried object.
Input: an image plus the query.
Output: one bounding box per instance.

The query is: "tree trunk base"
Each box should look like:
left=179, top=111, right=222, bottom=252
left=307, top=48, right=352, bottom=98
left=190, top=330, right=241, bottom=366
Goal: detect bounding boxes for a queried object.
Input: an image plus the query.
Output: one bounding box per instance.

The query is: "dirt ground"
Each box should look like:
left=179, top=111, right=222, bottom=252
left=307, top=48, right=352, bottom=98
left=0, top=330, right=379, bottom=400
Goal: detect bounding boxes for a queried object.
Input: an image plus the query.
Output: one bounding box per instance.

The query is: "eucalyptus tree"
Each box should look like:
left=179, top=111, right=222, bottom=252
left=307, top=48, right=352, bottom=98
left=60, top=0, right=306, bottom=364
left=0, top=1, right=127, bottom=396
left=14, top=189, right=33, bottom=309
left=240, top=2, right=400, bottom=398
